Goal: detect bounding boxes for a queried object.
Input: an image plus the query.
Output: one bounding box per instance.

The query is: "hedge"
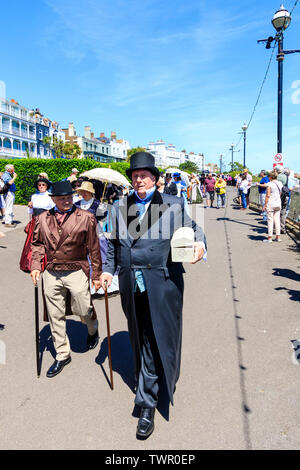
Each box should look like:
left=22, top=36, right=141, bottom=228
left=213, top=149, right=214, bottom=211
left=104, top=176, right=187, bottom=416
left=0, top=158, right=131, bottom=205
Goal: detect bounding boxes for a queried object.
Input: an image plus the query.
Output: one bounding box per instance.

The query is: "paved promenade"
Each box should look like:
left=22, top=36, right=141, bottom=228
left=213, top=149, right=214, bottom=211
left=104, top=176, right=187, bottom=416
left=0, top=188, right=299, bottom=450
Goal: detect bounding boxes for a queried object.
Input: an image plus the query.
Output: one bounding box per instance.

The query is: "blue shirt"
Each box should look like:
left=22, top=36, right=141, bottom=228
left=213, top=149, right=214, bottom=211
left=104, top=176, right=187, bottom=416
left=2, top=171, right=16, bottom=193
left=259, top=176, right=269, bottom=194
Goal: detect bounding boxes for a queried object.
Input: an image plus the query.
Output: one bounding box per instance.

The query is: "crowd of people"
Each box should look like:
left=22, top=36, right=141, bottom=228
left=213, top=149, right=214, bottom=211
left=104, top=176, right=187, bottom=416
left=234, top=166, right=299, bottom=243
left=15, top=152, right=207, bottom=440
left=1, top=156, right=300, bottom=440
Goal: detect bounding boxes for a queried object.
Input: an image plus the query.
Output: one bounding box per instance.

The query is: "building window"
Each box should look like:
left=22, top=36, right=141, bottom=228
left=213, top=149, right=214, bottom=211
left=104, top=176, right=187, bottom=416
left=39, top=130, right=43, bottom=140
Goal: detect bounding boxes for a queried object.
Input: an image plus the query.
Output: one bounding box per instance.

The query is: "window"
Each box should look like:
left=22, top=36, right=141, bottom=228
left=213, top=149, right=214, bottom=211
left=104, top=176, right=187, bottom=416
left=39, top=130, right=43, bottom=140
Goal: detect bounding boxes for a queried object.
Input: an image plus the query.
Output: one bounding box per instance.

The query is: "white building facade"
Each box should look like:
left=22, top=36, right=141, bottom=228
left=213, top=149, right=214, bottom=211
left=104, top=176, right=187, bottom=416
left=147, top=140, right=204, bottom=171
left=63, top=123, right=131, bottom=162
left=0, top=99, right=65, bottom=159
left=0, top=98, right=37, bottom=158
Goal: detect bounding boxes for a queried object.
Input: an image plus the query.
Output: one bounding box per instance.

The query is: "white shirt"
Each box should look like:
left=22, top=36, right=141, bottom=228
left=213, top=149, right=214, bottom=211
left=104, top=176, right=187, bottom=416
left=267, top=181, right=283, bottom=209
left=28, top=191, right=55, bottom=214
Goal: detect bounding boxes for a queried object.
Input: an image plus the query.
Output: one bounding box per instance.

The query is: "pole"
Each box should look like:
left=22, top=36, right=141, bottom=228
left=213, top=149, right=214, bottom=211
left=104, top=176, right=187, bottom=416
left=34, top=285, right=40, bottom=378
left=277, top=34, right=284, bottom=154
left=231, top=146, right=234, bottom=172
left=243, top=130, right=246, bottom=168
left=104, top=281, right=114, bottom=390
left=220, top=155, right=223, bottom=173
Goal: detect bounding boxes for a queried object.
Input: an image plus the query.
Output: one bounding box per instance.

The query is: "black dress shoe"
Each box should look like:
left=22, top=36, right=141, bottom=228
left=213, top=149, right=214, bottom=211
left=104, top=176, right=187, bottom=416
left=87, top=330, right=99, bottom=350
left=136, top=407, right=155, bottom=439
left=46, top=357, right=71, bottom=378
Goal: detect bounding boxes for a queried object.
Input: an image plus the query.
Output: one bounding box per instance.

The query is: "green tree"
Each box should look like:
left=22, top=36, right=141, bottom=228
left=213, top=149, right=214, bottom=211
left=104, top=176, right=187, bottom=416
left=63, top=142, right=82, bottom=159
left=126, top=147, right=146, bottom=162
left=179, top=161, right=199, bottom=174
left=52, top=136, right=65, bottom=158
left=42, top=136, right=52, bottom=158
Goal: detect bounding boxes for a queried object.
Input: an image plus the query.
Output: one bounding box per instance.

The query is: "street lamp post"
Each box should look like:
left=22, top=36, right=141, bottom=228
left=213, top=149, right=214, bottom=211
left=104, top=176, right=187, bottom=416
left=229, top=144, right=240, bottom=172
left=272, top=5, right=291, bottom=154
left=242, top=123, right=248, bottom=168
left=258, top=5, right=300, bottom=156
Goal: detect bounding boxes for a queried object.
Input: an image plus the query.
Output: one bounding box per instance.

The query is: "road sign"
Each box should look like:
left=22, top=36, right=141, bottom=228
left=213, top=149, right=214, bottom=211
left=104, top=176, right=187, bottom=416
left=273, top=162, right=283, bottom=168
left=274, top=153, right=283, bottom=163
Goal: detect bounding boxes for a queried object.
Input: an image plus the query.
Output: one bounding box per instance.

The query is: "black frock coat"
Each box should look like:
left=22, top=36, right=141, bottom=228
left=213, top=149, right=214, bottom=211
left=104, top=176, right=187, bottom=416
left=104, top=190, right=206, bottom=405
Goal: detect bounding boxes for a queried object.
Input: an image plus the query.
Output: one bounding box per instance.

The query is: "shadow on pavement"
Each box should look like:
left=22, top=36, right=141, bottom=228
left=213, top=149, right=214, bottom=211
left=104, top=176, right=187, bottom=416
left=39, top=319, right=92, bottom=370
left=222, top=203, right=253, bottom=450
left=247, top=235, right=266, bottom=241
left=96, top=331, right=135, bottom=392
left=291, top=340, right=300, bottom=363
left=275, top=287, right=300, bottom=303
left=272, top=268, right=300, bottom=282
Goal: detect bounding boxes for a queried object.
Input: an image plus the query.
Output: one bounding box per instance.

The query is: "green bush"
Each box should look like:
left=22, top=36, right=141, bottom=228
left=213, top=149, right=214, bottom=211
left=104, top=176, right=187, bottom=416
left=0, top=158, right=130, bottom=204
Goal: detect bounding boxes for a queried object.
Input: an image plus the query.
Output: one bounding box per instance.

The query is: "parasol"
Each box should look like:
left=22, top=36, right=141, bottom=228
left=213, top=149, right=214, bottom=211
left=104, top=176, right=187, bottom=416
left=80, top=168, right=131, bottom=187
left=165, top=168, right=190, bottom=186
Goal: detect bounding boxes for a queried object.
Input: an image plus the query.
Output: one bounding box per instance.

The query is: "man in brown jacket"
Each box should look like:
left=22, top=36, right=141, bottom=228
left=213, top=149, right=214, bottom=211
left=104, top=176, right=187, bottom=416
left=30, top=180, right=102, bottom=378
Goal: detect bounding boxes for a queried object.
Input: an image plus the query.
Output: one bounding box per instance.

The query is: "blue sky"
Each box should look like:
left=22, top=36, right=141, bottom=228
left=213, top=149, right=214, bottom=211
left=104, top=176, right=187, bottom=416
left=1, top=0, right=300, bottom=173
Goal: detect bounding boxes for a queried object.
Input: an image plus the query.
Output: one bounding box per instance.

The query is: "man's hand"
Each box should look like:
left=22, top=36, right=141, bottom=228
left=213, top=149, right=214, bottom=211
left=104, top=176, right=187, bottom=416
left=100, top=273, right=113, bottom=290
left=30, top=270, right=41, bottom=285
left=190, top=242, right=205, bottom=265
left=92, top=279, right=101, bottom=292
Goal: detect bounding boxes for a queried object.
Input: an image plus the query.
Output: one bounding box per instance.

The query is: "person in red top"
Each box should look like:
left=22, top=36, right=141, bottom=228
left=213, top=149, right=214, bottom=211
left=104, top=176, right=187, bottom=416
left=204, top=173, right=216, bottom=208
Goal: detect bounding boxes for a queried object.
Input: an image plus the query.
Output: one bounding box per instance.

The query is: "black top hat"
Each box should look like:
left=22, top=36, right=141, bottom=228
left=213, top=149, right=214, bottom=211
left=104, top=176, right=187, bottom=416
left=34, top=177, right=51, bottom=191
left=126, top=152, right=160, bottom=182
left=48, top=180, right=75, bottom=197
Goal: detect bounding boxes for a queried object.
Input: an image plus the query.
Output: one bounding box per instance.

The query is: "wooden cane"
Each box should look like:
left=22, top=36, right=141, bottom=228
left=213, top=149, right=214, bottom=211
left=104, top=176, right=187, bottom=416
left=104, top=281, right=114, bottom=390
left=34, top=284, right=40, bottom=378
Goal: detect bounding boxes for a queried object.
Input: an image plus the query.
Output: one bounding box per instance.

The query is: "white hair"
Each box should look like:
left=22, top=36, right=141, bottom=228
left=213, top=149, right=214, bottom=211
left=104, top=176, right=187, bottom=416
left=5, top=164, right=14, bottom=171
left=274, top=165, right=283, bottom=173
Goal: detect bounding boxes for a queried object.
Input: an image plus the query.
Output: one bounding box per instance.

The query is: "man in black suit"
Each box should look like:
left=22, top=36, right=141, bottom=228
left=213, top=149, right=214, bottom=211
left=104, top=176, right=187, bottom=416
left=100, top=152, right=206, bottom=439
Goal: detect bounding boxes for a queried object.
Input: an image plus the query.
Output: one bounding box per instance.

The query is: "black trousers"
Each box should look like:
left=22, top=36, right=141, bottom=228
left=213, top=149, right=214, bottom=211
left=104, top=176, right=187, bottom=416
left=134, top=289, right=163, bottom=409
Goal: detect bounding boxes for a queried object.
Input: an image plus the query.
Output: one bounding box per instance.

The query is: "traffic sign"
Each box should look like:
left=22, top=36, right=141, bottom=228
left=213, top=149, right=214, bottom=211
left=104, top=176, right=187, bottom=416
left=274, top=153, right=283, bottom=163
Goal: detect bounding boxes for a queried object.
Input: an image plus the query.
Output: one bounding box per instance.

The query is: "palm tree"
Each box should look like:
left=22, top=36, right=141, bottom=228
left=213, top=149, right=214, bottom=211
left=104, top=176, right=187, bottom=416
left=42, top=136, right=52, bottom=158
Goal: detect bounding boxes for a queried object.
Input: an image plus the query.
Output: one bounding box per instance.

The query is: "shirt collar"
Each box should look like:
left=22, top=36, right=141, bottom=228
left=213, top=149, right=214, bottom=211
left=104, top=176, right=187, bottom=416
left=134, top=187, right=156, bottom=204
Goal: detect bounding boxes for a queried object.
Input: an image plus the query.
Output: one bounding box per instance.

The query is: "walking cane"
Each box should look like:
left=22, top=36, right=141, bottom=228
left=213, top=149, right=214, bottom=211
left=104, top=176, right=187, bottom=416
left=34, top=284, right=40, bottom=378
left=104, top=281, right=114, bottom=390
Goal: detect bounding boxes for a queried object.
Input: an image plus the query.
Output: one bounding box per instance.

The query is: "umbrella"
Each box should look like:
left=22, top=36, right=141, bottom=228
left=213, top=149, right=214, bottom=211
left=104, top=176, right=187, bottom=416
left=80, top=168, right=131, bottom=187
left=165, top=168, right=190, bottom=186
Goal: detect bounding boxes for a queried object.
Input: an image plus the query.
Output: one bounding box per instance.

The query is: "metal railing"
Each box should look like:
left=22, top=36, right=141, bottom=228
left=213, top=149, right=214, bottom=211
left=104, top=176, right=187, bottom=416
left=249, top=185, right=300, bottom=224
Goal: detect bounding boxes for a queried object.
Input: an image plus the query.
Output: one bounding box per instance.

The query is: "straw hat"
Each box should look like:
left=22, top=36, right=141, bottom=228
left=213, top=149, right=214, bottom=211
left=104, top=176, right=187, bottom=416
left=76, top=181, right=95, bottom=194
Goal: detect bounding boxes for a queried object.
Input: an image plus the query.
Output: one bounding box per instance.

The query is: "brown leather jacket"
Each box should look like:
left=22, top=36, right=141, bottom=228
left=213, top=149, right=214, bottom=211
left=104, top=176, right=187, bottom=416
left=31, top=206, right=102, bottom=280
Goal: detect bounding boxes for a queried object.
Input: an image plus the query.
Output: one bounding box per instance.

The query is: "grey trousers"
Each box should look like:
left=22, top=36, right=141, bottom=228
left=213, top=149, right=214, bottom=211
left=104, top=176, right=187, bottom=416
left=134, top=289, right=163, bottom=409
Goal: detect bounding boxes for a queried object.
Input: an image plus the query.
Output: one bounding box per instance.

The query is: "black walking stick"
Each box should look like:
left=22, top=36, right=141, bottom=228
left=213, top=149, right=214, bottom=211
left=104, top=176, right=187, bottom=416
left=104, top=281, right=114, bottom=390
left=34, top=284, right=40, bottom=378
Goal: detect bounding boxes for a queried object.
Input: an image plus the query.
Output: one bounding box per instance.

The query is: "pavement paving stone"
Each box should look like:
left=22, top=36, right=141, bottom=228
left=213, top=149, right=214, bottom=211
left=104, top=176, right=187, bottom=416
left=0, top=189, right=299, bottom=449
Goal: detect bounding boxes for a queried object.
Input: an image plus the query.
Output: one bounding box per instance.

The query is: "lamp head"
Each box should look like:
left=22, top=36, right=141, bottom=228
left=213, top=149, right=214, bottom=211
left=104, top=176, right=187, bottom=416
left=272, top=4, right=291, bottom=31
left=242, top=123, right=248, bottom=131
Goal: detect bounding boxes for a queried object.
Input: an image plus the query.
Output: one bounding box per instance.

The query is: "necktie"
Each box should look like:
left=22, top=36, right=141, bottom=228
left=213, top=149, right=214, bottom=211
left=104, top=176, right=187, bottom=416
left=134, top=191, right=154, bottom=222
left=55, top=212, right=67, bottom=226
